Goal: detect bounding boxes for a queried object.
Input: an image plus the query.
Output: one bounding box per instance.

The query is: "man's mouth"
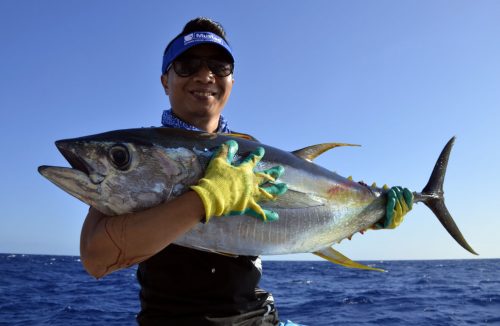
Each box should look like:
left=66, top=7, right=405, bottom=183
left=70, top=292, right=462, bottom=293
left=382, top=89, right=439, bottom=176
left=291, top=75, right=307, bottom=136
left=190, top=90, right=217, bottom=99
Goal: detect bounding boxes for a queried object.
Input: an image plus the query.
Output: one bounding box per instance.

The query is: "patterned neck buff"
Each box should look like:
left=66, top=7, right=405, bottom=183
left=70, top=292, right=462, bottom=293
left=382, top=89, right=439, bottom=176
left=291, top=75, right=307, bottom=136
left=161, top=109, right=231, bottom=133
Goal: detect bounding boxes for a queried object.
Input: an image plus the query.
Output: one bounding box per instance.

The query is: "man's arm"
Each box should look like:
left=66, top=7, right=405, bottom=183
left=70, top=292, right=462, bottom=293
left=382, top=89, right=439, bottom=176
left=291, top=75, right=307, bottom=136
left=80, top=191, right=204, bottom=279
left=80, top=140, right=286, bottom=279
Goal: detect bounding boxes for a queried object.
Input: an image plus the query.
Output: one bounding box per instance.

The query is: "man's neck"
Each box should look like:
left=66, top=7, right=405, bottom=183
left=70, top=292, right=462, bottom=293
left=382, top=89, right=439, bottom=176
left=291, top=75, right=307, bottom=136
left=190, top=117, right=219, bottom=133
left=172, top=111, right=220, bottom=133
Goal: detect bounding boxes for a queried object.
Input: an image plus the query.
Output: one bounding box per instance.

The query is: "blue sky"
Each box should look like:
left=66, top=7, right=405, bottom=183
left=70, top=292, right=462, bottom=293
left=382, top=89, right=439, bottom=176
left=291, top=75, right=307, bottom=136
left=1, top=1, right=499, bottom=261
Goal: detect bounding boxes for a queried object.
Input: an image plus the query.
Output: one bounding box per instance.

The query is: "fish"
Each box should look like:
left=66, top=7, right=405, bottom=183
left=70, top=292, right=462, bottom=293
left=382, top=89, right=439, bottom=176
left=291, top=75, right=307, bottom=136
left=38, top=127, right=477, bottom=271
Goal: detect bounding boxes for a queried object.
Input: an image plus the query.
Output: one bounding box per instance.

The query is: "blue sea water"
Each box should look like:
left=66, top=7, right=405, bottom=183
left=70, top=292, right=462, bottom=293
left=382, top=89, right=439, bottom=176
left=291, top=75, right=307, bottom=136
left=0, top=254, right=499, bottom=325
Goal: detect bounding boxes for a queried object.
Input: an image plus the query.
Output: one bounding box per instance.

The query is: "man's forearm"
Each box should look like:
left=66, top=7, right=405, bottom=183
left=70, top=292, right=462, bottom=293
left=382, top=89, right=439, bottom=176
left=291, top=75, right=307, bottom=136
left=80, top=191, right=204, bottom=278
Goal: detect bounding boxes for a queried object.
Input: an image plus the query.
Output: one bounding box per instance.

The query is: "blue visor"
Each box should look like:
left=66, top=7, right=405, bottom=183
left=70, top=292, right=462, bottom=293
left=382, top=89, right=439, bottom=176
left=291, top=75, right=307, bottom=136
left=162, top=31, right=234, bottom=74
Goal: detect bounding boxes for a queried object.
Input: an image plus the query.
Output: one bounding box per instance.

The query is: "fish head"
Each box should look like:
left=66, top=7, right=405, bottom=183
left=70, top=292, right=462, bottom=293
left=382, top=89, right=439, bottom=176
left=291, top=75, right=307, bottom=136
left=38, top=136, right=204, bottom=216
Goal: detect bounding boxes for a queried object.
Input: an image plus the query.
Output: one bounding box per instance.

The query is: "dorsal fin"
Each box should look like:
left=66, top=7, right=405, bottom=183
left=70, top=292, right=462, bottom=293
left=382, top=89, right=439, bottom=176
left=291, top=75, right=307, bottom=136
left=292, top=143, right=360, bottom=162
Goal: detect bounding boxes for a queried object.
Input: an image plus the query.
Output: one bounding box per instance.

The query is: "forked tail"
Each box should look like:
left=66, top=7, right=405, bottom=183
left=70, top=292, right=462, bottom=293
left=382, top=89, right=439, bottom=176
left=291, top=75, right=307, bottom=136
left=414, top=137, right=478, bottom=255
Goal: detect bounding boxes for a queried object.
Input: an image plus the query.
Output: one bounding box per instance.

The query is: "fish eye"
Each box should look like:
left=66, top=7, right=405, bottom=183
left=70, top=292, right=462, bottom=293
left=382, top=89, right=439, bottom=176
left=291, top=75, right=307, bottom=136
left=109, top=144, right=130, bottom=170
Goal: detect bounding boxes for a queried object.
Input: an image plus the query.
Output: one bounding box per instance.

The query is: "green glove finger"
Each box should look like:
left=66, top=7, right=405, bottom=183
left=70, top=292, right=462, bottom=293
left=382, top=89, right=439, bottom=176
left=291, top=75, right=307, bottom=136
left=261, top=209, right=279, bottom=222
left=212, top=142, right=229, bottom=160
left=395, top=187, right=403, bottom=213
left=394, top=196, right=403, bottom=219
left=259, top=165, right=285, bottom=180
left=403, top=188, right=414, bottom=210
left=244, top=200, right=267, bottom=220
left=241, top=207, right=280, bottom=222
left=260, top=182, right=288, bottom=196
left=239, top=147, right=265, bottom=167
left=241, top=208, right=264, bottom=220
left=223, top=140, right=238, bottom=163
left=256, top=166, right=285, bottom=186
left=384, top=188, right=397, bottom=228
left=228, top=208, right=258, bottom=219
left=393, top=186, right=403, bottom=201
left=247, top=200, right=281, bottom=222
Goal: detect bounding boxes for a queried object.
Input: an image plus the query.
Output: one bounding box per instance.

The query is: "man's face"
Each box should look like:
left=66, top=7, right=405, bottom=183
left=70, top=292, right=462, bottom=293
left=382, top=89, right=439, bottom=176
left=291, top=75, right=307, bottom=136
left=161, top=44, right=234, bottom=127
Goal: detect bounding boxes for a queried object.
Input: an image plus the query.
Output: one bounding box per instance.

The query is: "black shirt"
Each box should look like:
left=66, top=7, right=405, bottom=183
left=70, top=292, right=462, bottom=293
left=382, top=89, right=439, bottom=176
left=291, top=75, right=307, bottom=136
left=136, top=244, right=275, bottom=325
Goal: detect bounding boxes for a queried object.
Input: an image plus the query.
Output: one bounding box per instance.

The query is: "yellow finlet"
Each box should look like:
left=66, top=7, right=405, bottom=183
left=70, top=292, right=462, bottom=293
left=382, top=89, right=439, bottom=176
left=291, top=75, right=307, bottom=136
left=292, top=143, right=360, bottom=162
left=313, top=247, right=385, bottom=272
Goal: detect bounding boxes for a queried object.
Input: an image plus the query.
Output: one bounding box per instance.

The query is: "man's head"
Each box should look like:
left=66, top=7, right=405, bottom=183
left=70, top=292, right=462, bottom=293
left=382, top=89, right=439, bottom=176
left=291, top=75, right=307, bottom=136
left=161, top=18, right=235, bottom=132
left=161, top=18, right=234, bottom=76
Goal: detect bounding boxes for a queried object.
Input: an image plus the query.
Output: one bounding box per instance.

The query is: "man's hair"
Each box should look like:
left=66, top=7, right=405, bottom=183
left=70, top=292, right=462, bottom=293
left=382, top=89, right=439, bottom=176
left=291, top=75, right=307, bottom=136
left=164, top=17, right=230, bottom=54
left=181, top=17, right=228, bottom=41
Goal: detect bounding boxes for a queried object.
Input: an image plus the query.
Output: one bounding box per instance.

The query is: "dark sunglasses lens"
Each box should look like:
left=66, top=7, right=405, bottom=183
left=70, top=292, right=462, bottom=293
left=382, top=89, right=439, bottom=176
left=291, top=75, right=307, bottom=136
left=173, top=57, right=233, bottom=77
left=207, top=60, right=233, bottom=77
left=173, top=58, right=202, bottom=77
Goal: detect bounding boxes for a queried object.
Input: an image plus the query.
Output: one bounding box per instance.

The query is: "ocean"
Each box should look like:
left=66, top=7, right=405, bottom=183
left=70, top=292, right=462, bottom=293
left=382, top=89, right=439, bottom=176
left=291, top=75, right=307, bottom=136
left=0, top=254, right=498, bottom=325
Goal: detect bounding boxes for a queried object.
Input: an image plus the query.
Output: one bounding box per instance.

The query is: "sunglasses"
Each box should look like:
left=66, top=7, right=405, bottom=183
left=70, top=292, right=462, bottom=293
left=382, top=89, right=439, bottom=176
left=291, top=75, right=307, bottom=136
left=171, top=56, right=234, bottom=77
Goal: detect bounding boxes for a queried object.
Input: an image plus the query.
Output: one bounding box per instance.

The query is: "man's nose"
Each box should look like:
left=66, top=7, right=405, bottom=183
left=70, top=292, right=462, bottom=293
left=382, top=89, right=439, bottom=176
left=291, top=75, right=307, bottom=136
left=193, top=62, right=215, bottom=82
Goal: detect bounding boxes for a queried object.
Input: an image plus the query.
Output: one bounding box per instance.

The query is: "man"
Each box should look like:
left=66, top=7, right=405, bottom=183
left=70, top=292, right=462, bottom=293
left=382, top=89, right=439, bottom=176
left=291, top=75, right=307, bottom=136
left=80, top=17, right=413, bottom=326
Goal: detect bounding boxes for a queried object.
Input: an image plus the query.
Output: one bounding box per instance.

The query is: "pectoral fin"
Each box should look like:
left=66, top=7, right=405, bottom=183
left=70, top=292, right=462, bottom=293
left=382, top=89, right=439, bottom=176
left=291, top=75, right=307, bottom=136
left=313, top=247, right=385, bottom=272
left=263, top=189, right=325, bottom=209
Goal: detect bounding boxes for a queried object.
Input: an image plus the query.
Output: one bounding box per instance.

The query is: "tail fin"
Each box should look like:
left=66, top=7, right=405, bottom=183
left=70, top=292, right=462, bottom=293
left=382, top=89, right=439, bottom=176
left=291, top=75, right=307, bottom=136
left=416, top=137, right=478, bottom=255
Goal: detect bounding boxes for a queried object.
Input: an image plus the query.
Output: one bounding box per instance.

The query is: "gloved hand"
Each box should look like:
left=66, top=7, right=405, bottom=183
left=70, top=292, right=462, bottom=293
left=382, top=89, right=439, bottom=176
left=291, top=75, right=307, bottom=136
left=191, top=140, right=287, bottom=222
left=374, top=186, right=413, bottom=229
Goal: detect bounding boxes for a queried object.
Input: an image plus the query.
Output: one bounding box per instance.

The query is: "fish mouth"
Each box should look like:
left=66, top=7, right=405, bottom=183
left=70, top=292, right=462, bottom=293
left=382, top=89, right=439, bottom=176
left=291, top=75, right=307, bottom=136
left=55, top=140, right=91, bottom=176
left=38, top=140, right=104, bottom=198
left=38, top=141, right=102, bottom=208
left=54, top=140, right=107, bottom=185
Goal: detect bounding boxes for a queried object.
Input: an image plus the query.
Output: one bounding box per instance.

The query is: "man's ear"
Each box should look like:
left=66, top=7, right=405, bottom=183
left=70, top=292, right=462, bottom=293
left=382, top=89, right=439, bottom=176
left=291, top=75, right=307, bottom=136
left=161, top=74, right=169, bottom=95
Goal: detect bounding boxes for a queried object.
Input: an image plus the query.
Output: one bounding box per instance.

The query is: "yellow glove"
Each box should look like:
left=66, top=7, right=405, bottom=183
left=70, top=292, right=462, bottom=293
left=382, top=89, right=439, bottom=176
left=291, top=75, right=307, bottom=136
left=374, top=186, right=414, bottom=229
left=191, top=140, right=287, bottom=222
